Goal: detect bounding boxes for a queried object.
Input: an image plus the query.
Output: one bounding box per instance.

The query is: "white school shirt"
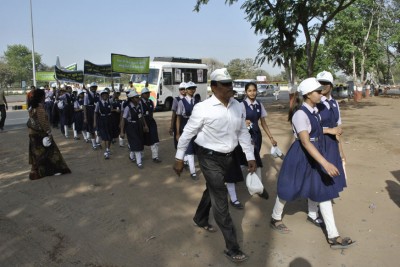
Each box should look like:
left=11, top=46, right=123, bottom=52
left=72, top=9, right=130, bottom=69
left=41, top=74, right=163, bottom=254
left=176, top=95, right=255, bottom=161
left=171, top=95, right=185, bottom=112
left=176, top=95, right=194, bottom=117
left=241, top=98, right=267, bottom=118
left=122, top=103, right=141, bottom=121
left=291, top=102, right=320, bottom=139
left=320, top=95, right=342, bottom=126
left=83, top=91, right=96, bottom=106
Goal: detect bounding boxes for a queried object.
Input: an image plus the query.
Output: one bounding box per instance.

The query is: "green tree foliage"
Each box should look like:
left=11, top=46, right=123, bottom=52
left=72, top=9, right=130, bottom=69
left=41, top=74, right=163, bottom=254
left=225, top=58, right=268, bottom=79
left=194, top=0, right=355, bottom=81
left=0, top=60, right=15, bottom=87
left=3, top=44, right=42, bottom=84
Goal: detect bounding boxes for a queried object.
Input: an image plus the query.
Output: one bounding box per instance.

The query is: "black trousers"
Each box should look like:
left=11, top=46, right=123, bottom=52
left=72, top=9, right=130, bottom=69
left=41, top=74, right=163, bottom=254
left=193, top=146, right=240, bottom=252
left=0, top=104, right=6, bottom=129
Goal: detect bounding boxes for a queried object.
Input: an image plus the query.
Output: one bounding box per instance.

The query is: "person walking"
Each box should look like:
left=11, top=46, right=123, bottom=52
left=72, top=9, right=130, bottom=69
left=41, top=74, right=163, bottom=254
left=84, top=82, right=100, bottom=149
left=169, top=82, right=186, bottom=149
left=175, top=81, right=199, bottom=180
left=309, top=71, right=347, bottom=226
left=140, top=87, right=161, bottom=163
left=173, top=68, right=256, bottom=263
left=270, top=77, right=354, bottom=249
left=0, top=86, right=8, bottom=132
left=120, top=91, right=145, bottom=169
left=94, top=90, right=113, bottom=159
left=27, top=89, right=71, bottom=180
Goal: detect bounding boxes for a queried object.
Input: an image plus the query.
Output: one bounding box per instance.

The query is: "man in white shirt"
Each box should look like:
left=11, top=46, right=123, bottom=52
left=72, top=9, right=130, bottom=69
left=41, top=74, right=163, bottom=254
left=173, top=68, right=256, bottom=263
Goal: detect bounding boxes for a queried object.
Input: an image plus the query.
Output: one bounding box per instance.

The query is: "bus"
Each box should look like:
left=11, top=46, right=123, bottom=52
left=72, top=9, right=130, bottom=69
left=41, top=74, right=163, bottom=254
left=130, top=57, right=208, bottom=110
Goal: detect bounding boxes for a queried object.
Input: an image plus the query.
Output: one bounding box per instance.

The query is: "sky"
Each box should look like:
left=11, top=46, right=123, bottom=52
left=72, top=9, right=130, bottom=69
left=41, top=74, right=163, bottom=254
left=0, top=0, right=283, bottom=75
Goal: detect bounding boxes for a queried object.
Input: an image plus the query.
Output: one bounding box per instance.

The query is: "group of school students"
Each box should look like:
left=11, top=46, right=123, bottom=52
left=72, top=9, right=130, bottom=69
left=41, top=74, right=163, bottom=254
left=172, top=70, right=354, bottom=252
left=35, top=82, right=161, bottom=167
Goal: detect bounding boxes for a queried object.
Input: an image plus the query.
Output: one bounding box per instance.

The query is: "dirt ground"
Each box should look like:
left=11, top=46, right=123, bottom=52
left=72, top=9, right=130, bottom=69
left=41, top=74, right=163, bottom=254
left=0, top=95, right=399, bottom=267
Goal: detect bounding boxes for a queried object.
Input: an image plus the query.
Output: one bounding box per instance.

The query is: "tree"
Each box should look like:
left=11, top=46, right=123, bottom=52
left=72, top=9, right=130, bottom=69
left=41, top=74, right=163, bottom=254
left=225, top=58, right=264, bottom=79
left=0, top=60, right=15, bottom=87
left=3, top=44, right=42, bottom=85
left=201, top=58, right=225, bottom=79
left=194, top=0, right=356, bottom=81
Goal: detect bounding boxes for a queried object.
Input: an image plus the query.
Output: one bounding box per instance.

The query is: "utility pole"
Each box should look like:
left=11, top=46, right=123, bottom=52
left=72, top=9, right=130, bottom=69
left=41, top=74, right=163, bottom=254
left=30, top=0, right=37, bottom=86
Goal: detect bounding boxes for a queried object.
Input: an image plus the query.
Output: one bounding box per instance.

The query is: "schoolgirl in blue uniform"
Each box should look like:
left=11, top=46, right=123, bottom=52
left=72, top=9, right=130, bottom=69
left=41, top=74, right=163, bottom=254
left=308, top=71, right=348, bottom=227
left=94, top=90, right=113, bottom=159
left=175, top=81, right=198, bottom=179
left=83, top=82, right=100, bottom=149
left=169, top=82, right=186, bottom=149
left=58, top=86, right=74, bottom=138
left=140, top=87, right=161, bottom=163
left=120, top=91, right=145, bottom=169
left=270, top=78, right=354, bottom=249
left=110, top=88, right=122, bottom=144
left=73, top=89, right=87, bottom=141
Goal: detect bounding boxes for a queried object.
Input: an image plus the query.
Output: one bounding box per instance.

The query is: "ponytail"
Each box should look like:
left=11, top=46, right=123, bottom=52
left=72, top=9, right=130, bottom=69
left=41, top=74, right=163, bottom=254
left=288, top=92, right=305, bottom=122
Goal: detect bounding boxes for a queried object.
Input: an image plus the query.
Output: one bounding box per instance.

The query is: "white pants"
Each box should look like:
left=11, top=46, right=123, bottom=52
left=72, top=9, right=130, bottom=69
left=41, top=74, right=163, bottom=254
left=272, top=196, right=339, bottom=238
left=226, top=182, right=238, bottom=202
left=150, top=143, right=159, bottom=159
left=185, top=154, right=196, bottom=174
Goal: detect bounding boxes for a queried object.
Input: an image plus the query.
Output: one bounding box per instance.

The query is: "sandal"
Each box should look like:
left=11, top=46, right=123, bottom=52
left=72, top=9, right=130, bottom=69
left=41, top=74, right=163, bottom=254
left=258, top=188, right=269, bottom=200
left=328, top=236, right=355, bottom=249
left=230, top=200, right=244, bottom=210
left=224, top=249, right=249, bottom=263
left=270, top=218, right=291, bottom=234
left=193, top=223, right=217, bottom=233
left=306, top=216, right=325, bottom=228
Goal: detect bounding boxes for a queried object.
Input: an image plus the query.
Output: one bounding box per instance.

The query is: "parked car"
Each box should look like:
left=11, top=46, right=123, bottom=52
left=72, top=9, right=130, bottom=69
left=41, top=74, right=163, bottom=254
left=257, top=84, right=275, bottom=96
left=233, top=79, right=257, bottom=100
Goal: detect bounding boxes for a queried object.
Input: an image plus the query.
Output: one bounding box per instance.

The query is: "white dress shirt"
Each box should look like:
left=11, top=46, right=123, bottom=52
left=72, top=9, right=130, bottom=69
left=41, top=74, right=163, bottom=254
left=320, top=95, right=342, bottom=125
left=176, top=95, right=255, bottom=161
left=292, top=103, right=319, bottom=138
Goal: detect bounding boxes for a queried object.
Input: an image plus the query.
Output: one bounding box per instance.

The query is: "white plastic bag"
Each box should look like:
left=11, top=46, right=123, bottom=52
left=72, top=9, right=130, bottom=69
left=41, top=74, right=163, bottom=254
left=271, top=146, right=284, bottom=159
left=246, top=172, right=264, bottom=195
left=42, top=136, right=52, bottom=147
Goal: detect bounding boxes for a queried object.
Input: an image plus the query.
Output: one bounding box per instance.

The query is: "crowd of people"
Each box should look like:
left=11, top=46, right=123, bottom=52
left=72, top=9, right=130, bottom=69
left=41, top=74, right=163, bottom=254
left=23, top=67, right=354, bottom=263
left=26, top=82, right=161, bottom=166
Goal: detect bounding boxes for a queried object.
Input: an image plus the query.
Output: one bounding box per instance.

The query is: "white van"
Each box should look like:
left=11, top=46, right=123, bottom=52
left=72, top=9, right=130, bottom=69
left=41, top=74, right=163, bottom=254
left=233, top=79, right=257, bottom=100
left=130, top=57, right=208, bottom=110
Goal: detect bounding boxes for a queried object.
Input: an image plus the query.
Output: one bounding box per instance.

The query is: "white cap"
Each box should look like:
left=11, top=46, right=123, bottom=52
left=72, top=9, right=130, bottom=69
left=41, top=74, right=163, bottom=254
left=210, top=68, right=232, bottom=83
left=86, top=83, right=91, bottom=88
left=77, top=89, right=84, bottom=95
left=297, top=78, right=323, bottom=95
left=185, top=81, right=197, bottom=89
left=316, top=71, right=334, bottom=84
left=72, top=87, right=78, bottom=92
left=100, top=89, right=109, bottom=95
left=90, top=82, right=98, bottom=87
left=141, top=87, right=150, bottom=94
left=127, top=91, right=139, bottom=98
left=42, top=136, right=52, bottom=147
left=179, top=82, right=187, bottom=89
left=39, top=86, right=45, bottom=90
left=51, top=83, right=57, bottom=88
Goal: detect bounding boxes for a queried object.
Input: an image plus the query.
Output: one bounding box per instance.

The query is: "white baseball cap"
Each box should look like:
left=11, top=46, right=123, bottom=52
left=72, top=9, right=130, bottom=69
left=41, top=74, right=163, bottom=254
left=179, top=82, right=187, bottom=89
left=141, top=87, right=150, bottom=94
left=297, top=78, right=323, bottom=95
left=51, top=83, right=57, bottom=88
left=210, top=68, right=232, bottom=83
left=77, top=89, right=84, bottom=95
left=127, top=91, right=139, bottom=98
left=100, top=89, right=109, bottom=95
left=316, top=71, right=334, bottom=84
left=90, top=82, right=98, bottom=87
left=185, top=81, right=197, bottom=89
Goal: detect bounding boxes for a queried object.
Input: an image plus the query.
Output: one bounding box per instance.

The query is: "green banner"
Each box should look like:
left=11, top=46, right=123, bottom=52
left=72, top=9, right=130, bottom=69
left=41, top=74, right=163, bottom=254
left=111, top=54, right=150, bottom=74
left=54, top=66, right=84, bottom=83
left=36, top=71, right=55, bottom=81
left=84, top=60, right=120, bottom=77
left=64, top=63, right=77, bottom=71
